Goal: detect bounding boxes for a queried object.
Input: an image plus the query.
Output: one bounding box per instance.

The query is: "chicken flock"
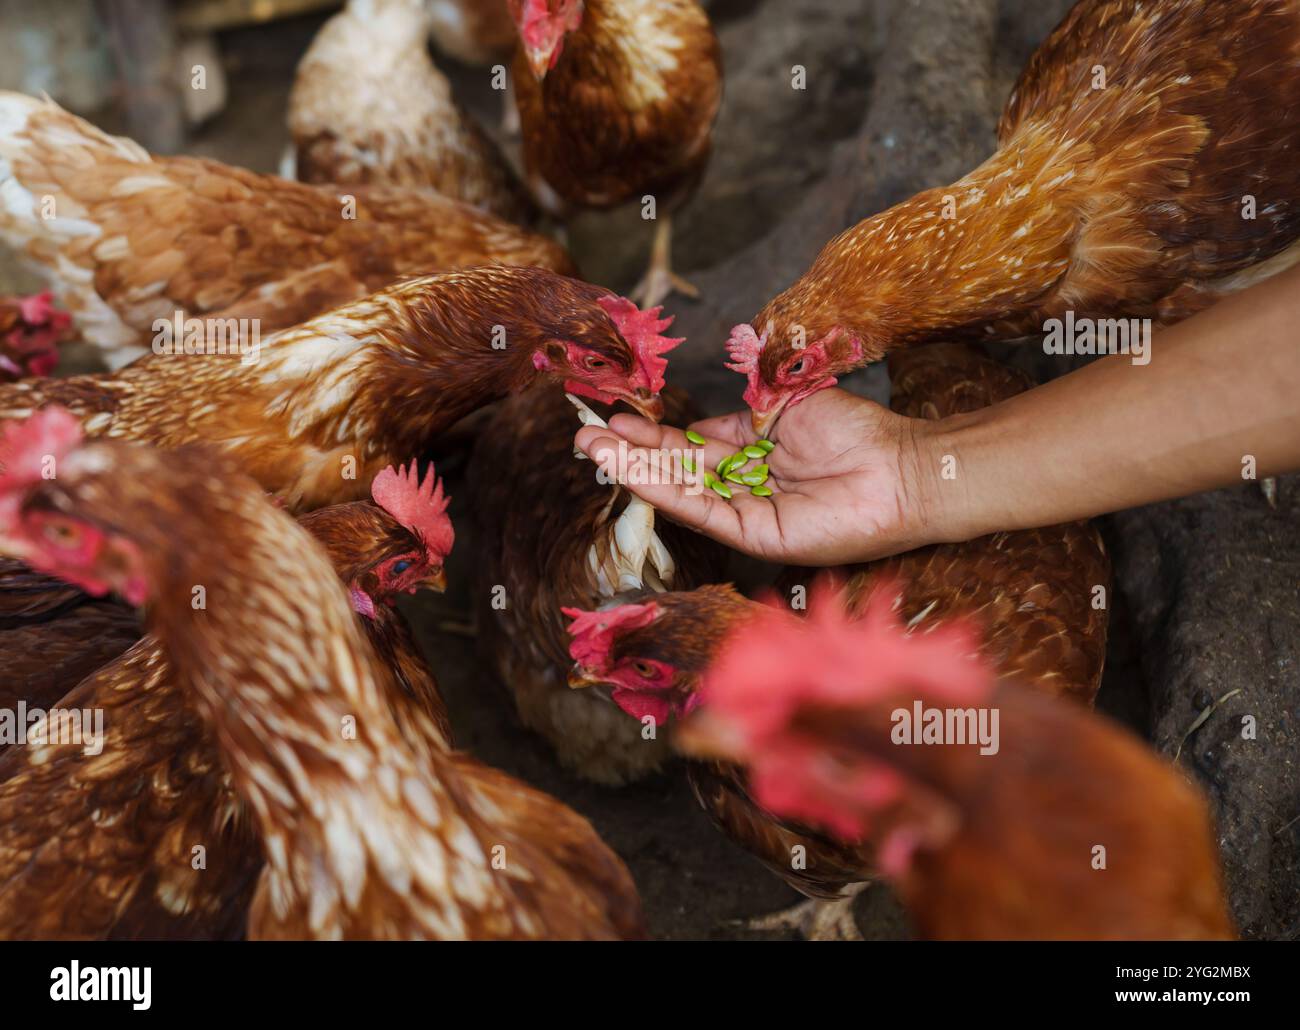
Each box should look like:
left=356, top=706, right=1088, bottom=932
left=0, top=0, right=1292, bottom=940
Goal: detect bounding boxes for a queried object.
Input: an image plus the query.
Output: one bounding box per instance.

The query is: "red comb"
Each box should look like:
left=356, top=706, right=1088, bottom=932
left=699, top=579, right=993, bottom=746
left=2, top=293, right=69, bottom=380
left=370, top=460, right=454, bottom=560
left=724, top=323, right=767, bottom=376
left=17, top=292, right=70, bottom=331
left=0, top=407, right=84, bottom=524
left=563, top=602, right=660, bottom=670
left=598, top=296, right=683, bottom=395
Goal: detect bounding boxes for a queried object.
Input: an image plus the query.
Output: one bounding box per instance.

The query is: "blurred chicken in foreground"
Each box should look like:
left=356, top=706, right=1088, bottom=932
left=0, top=431, right=455, bottom=938
left=288, top=0, right=531, bottom=221
left=678, top=582, right=1235, bottom=940
left=0, top=411, right=644, bottom=939
left=729, top=0, right=1300, bottom=434
left=507, top=0, right=723, bottom=306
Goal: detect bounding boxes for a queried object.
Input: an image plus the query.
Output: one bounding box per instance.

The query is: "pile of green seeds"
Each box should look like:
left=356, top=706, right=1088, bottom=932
left=684, top=430, right=775, bottom=500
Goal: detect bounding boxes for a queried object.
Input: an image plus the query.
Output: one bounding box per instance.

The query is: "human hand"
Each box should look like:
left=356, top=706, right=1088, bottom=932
left=574, top=387, right=942, bottom=566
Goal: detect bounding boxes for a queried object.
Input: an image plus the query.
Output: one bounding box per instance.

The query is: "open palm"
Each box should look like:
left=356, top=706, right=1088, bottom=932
left=574, top=388, right=932, bottom=566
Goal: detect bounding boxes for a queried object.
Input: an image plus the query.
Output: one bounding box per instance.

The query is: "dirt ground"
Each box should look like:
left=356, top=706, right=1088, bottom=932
left=2, top=0, right=1296, bottom=939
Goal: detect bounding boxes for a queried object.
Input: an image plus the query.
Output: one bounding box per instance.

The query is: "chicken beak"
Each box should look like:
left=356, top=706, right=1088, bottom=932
left=674, top=710, right=750, bottom=762
left=421, top=567, right=448, bottom=594
left=623, top=389, right=664, bottom=422
left=568, top=665, right=605, bottom=690
left=750, top=398, right=788, bottom=438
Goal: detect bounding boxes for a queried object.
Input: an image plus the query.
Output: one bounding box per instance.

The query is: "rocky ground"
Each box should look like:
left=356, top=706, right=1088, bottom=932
left=1, top=0, right=1295, bottom=939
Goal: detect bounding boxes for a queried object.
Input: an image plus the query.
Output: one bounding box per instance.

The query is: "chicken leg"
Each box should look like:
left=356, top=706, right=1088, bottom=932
left=632, top=217, right=699, bottom=309
left=739, top=883, right=869, bottom=942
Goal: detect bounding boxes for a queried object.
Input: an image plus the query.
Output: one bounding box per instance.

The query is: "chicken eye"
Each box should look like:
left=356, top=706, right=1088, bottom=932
left=391, top=559, right=412, bottom=574
left=787, top=357, right=806, bottom=376
left=44, top=521, right=82, bottom=547
left=584, top=355, right=609, bottom=370
left=632, top=660, right=657, bottom=679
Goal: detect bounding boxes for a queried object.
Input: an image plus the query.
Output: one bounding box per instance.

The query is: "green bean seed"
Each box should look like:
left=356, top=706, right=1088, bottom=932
left=742, top=445, right=767, bottom=460
left=711, top=481, right=733, bottom=499
left=750, top=485, right=773, bottom=497
left=685, top=430, right=707, bottom=446
left=756, top=439, right=776, bottom=454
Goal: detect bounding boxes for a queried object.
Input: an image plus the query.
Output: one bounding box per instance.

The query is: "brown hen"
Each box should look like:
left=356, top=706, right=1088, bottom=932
left=0, top=267, right=678, bottom=510
left=729, top=0, right=1300, bottom=433
left=508, top=0, right=723, bottom=306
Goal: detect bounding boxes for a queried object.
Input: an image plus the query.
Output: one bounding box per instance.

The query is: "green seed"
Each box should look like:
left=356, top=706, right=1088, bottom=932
left=750, top=464, right=769, bottom=479
left=756, top=439, right=776, bottom=454
left=716, top=455, right=739, bottom=477
left=682, top=455, right=696, bottom=474
left=685, top=430, right=707, bottom=446
left=743, top=445, right=767, bottom=460
left=703, top=470, right=719, bottom=489
left=750, top=485, right=773, bottom=497
left=740, top=470, right=767, bottom=487
left=711, top=481, right=733, bottom=499
left=725, top=471, right=746, bottom=485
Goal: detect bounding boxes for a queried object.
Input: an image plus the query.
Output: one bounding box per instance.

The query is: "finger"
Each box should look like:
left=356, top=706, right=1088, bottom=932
left=683, top=410, right=754, bottom=449
left=601, top=415, right=741, bottom=471
left=577, top=431, right=754, bottom=550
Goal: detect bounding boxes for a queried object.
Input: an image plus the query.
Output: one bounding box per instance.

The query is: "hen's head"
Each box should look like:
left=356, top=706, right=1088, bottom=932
left=678, top=580, right=994, bottom=870
left=299, top=461, right=455, bottom=619
left=0, top=408, right=152, bottom=604
left=509, top=0, right=584, bottom=78
left=727, top=295, right=867, bottom=437
left=0, top=292, right=71, bottom=381
left=563, top=585, right=753, bottom=726
left=508, top=272, right=682, bottom=420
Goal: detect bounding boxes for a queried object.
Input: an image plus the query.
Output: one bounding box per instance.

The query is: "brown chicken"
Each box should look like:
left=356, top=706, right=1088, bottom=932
left=677, top=583, right=1235, bottom=940
left=0, top=292, right=70, bottom=380
left=508, top=0, right=723, bottom=306
left=0, top=90, right=570, bottom=369
left=728, top=0, right=1300, bottom=433
left=288, top=0, right=531, bottom=222
left=566, top=344, right=1111, bottom=936
left=470, top=381, right=724, bottom=784
left=0, top=411, right=644, bottom=939
left=0, top=267, right=678, bottom=510
left=0, top=444, right=456, bottom=938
